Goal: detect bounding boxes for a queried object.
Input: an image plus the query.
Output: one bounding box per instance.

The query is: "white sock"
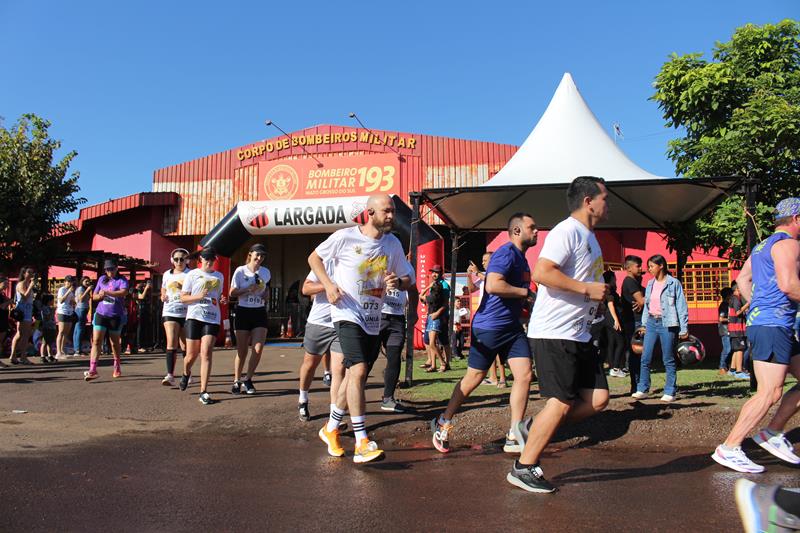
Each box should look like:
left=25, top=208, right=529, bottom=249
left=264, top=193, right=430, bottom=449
left=351, top=415, right=367, bottom=442
left=299, top=390, right=309, bottom=403
left=326, top=406, right=346, bottom=432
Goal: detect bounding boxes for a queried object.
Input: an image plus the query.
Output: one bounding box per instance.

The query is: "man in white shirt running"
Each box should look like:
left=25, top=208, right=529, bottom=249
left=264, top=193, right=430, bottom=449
left=309, top=194, right=414, bottom=464
left=508, top=176, right=611, bottom=494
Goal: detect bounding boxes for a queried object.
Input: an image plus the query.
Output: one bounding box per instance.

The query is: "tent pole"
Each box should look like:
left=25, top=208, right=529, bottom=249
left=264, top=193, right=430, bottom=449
left=405, top=192, right=421, bottom=388
left=449, top=228, right=459, bottom=361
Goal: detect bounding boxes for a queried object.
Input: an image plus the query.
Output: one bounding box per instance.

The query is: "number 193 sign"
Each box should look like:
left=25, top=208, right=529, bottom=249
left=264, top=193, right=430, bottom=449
left=257, top=153, right=401, bottom=202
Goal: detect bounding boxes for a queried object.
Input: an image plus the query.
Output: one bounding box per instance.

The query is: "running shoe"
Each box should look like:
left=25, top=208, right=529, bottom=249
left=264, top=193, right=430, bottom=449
left=753, top=430, right=800, bottom=464
left=631, top=391, right=648, bottom=399
left=231, top=380, right=242, bottom=394
left=83, top=370, right=99, bottom=382
left=179, top=374, right=190, bottom=391
left=430, top=417, right=452, bottom=453
left=735, top=479, right=800, bottom=533
left=711, top=445, right=765, bottom=473
left=198, top=392, right=213, bottom=405
left=660, top=394, right=675, bottom=402
left=734, top=372, right=751, bottom=380
left=353, top=438, right=384, bottom=464
left=318, top=426, right=345, bottom=457
left=503, top=435, right=522, bottom=454
left=380, top=398, right=408, bottom=413
left=298, top=402, right=310, bottom=422
left=322, top=372, right=332, bottom=387
left=162, top=374, right=175, bottom=387
left=513, top=417, right=532, bottom=450
left=112, top=367, right=122, bottom=379
left=507, top=462, right=557, bottom=494
left=609, top=368, right=624, bottom=378
left=242, top=379, right=256, bottom=395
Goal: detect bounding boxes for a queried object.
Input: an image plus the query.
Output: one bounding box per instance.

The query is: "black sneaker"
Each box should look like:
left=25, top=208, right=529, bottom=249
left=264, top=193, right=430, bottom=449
left=198, top=392, right=214, bottom=405
left=381, top=398, right=408, bottom=413
left=298, top=402, right=310, bottom=422
left=179, top=375, right=190, bottom=391
left=507, top=461, right=557, bottom=493
left=322, top=372, right=332, bottom=387
left=231, top=381, right=242, bottom=394
left=242, top=379, right=256, bottom=395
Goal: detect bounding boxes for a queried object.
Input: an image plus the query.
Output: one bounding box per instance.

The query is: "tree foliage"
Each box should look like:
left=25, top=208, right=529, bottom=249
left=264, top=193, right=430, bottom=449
left=652, top=20, right=800, bottom=259
left=0, top=114, right=85, bottom=274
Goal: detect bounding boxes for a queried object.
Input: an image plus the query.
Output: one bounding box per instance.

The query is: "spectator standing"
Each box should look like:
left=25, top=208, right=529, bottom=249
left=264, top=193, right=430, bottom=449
left=602, top=271, right=627, bottom=378
left=0, top=275, right=10, bottom=365
left=9, top=266, right=36, bottom=365
left=39, top=294, right=57, bottom=363
left=718, top=287, right=733, bottom=375
left=72, top=277, right=92, bottom=356
left=620, top=255, right=645, bottom=393
left=729, top=282, right=750, bottom=379
left=55, top=276, right=77, bottom=359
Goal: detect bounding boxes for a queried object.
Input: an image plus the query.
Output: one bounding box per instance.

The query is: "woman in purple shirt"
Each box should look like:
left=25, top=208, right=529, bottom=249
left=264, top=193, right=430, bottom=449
left=84, top=259, right=129, bottom=381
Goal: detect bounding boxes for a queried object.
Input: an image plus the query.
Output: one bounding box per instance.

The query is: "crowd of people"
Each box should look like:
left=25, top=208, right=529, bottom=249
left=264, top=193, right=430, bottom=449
left=1, top=187, right=799, bottom=528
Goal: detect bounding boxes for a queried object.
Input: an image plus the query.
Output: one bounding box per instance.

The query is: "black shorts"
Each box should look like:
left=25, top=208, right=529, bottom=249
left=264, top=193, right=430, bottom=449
left=730, top=336, right=747, bottom=352
left=235, top=306, right=267, bottom=331
left=57, top=313, right=77, bottom=323
left=162, top=316, right=186, bottom=327
left=185, top=318, right=220, bottom=340
left=335, top=321, right=381, bottom=369
left=379, top=313, right=406, bottom=348
left=531, top=338, right=608, bottom=402
left=43, top=328, right=56, bottom=344
left=93, top=313, right=122, bottom=334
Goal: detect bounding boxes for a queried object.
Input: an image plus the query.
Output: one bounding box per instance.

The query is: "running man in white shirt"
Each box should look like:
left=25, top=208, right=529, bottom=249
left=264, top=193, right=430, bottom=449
left=310, top=194, right=414, bottom=463
left=508, top=176, right=611, bottom=494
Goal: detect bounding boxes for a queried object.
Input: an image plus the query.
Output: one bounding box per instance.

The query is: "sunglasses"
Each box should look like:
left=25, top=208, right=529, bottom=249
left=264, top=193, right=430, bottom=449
left=172, top=256, right=187, bottom=262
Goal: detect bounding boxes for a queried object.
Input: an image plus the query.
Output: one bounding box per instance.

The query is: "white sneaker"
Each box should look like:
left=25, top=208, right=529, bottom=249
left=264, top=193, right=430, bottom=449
left=753, top=430, right=800, bottom=464
left=609, top=369, right=623, bottom=377
left=161, top=374, right=175, bottom=387
left=660, top=394, right=676, bottom=402
left=631, top=391, right=647, bottom=399
left=711, top=445, right=765, bottom=473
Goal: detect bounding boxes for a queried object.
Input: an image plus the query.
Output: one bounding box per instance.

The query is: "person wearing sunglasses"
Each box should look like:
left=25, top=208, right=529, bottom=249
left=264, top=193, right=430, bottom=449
left=160, top=248, right=191, bottom=386
left=179, top=247, right=226, bottom=405
left=84, top=259, right=129, bottom=381
left=9, top=266, right=37, bottom=365
left=229, top=243, right=271, bottom=395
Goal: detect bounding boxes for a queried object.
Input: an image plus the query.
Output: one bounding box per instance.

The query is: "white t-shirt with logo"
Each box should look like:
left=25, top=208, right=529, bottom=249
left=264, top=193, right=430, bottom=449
left=57, top=286, right=75, bottom=315
left=162, top=268, right=189, bottom=318
left=528, top=216, right=604, bottom=342
left=315, top=226, right=414, bottom=335
left=382, top=289, right=408, bottom=316
left=232, top=265, right=271, bottom=308
left=306, top=266, right=334, bottom=328
left=182, top=269, right=225, bottom=325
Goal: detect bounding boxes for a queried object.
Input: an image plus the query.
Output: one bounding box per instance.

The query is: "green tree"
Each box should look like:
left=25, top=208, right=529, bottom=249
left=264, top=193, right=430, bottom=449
left=0, top=114, right=85, bottom=274
left=652, top=19, right=800, bottom=259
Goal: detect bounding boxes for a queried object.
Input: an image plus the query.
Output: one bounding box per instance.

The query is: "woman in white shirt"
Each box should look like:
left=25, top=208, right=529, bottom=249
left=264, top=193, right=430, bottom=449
left=160, top=248, right=190, bottom=387
left=229, top=243, right=271, bottom=395
left=179, top=247, right=226, bottom=405
left=55, top=276, right=77, bottom=359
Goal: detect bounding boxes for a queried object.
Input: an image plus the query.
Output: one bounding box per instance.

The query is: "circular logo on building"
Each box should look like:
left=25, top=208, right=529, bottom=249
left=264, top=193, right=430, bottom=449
left=263, top=164, right=299, bottom=200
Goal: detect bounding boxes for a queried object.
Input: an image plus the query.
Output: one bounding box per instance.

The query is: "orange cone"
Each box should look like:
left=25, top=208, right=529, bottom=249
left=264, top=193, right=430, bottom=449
left=286, top=316, right=294, bottom=338
left=280, top=323, right=286, bottom=338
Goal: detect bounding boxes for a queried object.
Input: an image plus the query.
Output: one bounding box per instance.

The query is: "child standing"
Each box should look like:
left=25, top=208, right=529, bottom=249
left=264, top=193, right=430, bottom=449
left=39, top=294, right=57, bottom=363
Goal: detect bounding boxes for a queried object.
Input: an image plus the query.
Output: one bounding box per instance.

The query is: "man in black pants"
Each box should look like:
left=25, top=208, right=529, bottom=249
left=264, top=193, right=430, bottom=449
left=620, top=255, right=645, bottom=393
left=378, top=287, right=409, bottom=412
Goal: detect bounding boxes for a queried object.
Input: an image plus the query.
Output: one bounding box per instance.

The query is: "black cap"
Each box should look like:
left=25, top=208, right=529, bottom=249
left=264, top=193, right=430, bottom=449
left=249, top=243, right=267, bottom=254
left=65, top=275, right=75, bottom=282
left=199, top=247, right=217, bottom=260
left=103, top=259, right=118, bottom=270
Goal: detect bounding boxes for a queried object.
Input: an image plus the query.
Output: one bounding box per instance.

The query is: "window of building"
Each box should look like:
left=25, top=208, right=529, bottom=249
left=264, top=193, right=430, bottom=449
left=667, top=261, right=731, bottom=308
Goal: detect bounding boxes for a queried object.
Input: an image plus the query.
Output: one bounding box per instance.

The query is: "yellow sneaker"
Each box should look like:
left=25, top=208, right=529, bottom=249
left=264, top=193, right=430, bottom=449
left=353, top=438, right=384, bottom=464
left=319, top=426, right=345, bottom=457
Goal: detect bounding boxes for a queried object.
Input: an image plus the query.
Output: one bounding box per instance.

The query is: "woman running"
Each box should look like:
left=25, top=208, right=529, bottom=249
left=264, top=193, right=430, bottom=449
left=179, top=247, right=225, bottom=405
left=72, top=276, right=93, bottom=356
left=9, top=266, right=36, bottom=365
left=84, top=259, right=129, bottom=381
left=56, top=276, right=77, bottom=359
left=160, top=248, right=190, bottom=386
left=229, top=243, right=271, bottom=394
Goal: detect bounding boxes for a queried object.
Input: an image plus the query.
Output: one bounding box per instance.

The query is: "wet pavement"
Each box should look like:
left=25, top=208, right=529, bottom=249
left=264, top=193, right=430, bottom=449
left=1, top=348, right=798, bottom=532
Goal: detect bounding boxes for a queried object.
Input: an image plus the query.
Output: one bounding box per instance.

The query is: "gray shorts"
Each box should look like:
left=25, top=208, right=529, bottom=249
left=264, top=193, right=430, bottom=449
left=303, top=323, right=341, bottom=356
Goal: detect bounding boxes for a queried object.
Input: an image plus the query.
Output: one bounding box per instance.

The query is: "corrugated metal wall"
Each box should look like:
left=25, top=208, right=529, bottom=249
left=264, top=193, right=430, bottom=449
left=152, top=125, right=517, bottom=235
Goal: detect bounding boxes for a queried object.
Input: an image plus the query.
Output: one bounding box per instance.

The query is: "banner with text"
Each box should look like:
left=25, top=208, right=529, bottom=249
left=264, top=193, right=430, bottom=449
left=257, top=153, right=400, bottom=201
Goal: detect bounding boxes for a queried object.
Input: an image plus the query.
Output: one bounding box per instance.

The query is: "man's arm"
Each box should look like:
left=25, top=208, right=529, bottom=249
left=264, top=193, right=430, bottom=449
left=485, top=272, right=527, bottom=299
left=532, top=259, right=608, bottom=301
left=773, top=239, right=800, bottom=303
left=736, top=257, right=754, bottom=302
left=309, top=251, right=342, bottom=304
left=302, top=278, right=324, bottom=297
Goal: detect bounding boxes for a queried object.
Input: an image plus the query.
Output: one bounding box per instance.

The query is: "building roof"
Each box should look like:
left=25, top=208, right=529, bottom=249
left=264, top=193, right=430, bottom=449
left=63, top=192, right=179, bottom=232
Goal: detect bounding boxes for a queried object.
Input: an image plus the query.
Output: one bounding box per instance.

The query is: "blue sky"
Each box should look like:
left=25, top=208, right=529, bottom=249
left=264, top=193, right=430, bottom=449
left=1, top=1, right=794, bottom=217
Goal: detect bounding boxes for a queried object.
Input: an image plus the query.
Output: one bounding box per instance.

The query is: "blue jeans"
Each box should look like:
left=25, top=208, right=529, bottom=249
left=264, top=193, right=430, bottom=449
left=73, top=306, right=89, bottom=354
left=719, top=335, right=731, bottom=369
left=637, top=317, right=678, bottom=396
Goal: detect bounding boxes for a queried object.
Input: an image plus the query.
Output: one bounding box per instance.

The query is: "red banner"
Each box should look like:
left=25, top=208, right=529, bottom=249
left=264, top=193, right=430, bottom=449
left=414, top=238, right=445, bottom=349
left=258, top=153, right=400, bottom=201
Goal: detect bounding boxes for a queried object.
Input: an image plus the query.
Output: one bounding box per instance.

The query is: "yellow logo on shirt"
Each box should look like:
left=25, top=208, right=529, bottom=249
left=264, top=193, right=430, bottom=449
left=204, top=278, right=220, bottom=291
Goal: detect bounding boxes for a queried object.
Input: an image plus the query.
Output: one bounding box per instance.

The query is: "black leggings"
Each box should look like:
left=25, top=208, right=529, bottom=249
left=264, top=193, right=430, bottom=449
left=382, top=344, right=403, bottom=398
left=603, top=324, right=626, bottom=369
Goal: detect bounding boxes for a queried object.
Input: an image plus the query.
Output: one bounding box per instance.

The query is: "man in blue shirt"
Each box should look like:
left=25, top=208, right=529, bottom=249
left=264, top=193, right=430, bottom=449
left=431, top=212, right=538, bottom=454
left=713, top=197, right=800, bottom=473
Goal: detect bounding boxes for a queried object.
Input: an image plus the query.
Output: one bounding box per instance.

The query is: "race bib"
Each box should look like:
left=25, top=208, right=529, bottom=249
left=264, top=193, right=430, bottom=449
left=103, top=296, right=116, bottom=304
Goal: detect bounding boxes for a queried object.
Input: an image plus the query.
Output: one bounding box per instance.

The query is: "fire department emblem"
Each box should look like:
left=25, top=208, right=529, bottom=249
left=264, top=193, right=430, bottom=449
left=263, top=164, right=299, bottom=200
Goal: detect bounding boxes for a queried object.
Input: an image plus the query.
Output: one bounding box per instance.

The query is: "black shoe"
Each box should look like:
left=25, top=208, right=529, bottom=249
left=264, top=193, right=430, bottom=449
left=381, top=398, right=408, bottom=413
left=179, top=375, right=190, bottom=391
left=507, top=462, right=557, bottom=493
left=322, top=372, right=332, bottom=387
left=298, top=402, right=310, bottom=421
left=242, top=379, right=256, bottom=395
left=231, top=380, right=242, bottom=394
left=198, top=392, right=214, bottom=405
